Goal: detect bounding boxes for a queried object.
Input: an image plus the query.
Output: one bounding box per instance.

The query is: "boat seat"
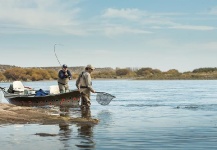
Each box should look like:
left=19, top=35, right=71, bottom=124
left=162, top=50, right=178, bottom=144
left=49, top=85, right=60, bottom=94
left=12, top=81, right=25, bottom=92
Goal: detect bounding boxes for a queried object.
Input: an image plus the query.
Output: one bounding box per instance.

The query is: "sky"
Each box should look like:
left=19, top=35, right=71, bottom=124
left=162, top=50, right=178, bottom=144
left=0, top=0, right=217, bottom=72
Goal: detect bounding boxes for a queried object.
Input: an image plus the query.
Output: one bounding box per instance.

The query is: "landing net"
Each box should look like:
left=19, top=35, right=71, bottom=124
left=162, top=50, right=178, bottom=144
left=96, top=92, right=115, bottom=105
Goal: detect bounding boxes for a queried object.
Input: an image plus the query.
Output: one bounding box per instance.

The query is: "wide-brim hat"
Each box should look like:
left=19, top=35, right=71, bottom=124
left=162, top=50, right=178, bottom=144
left=86, top=64, right=95, bottom=70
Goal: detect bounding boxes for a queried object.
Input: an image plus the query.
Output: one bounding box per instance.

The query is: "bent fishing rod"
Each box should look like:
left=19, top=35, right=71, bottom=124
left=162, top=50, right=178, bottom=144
left=54, top=44, right=63, bottom=67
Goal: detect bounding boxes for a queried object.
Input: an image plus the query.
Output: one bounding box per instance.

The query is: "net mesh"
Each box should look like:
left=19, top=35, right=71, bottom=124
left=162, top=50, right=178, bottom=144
left=96, top=92, right=115, bottom=105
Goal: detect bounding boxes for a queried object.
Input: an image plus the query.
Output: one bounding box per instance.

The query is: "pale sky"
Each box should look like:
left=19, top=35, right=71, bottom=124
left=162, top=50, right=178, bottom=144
left=0, top=0, right=217, bottom=72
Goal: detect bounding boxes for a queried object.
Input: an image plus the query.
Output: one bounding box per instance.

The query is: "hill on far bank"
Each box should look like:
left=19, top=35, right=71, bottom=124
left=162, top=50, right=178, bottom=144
left=0, top=64, right=217, bottom=81
left=0, top=64, right=114, bottom=74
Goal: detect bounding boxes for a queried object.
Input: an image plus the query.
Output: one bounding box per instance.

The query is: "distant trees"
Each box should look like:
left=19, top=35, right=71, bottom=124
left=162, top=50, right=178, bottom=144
left=3, top=67, right=58, bottom=81
left=116, top=68, right=130, bottom=76
left=136, top=68, right=162, bottom=76
left=4, top=68, right=27, bottom=81
left=0, top=66, right=217, bottom=82
left=163, top=69, right=181, bottom=79
left=165, top=69, right=179, bottom=74
left=115, top=68, right=136, bottom=78
left=116, top=68, right=131, bottom=76
left=134, top=68, right=162, bottom=79
left=193, top=67, right=217, bottom=73
left=0, top=72, right=6, bottom=81
left=47, top=69, right=58, bottom=79
left=92, top=70, right=116, bottom=78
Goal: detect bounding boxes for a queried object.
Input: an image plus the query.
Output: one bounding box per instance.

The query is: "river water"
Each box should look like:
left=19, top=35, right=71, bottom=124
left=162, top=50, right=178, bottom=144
left=0, top=80, right=217, bottom=150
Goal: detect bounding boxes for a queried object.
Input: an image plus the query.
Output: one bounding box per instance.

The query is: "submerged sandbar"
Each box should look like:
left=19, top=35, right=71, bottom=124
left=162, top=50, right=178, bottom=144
left=0, top=103, right=98, bottom=125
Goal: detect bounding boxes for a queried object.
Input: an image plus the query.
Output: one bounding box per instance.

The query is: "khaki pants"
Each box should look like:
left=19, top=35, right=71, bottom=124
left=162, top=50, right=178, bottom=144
left=81, top=92, right=91, bottom=108
left=58, top=83, right=69, bottom=93
left=81, top=107, right=91, bottom=118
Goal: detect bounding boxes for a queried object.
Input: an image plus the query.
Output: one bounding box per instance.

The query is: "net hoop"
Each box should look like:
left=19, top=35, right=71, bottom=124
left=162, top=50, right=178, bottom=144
left=96, top=92, right=115, bottom=105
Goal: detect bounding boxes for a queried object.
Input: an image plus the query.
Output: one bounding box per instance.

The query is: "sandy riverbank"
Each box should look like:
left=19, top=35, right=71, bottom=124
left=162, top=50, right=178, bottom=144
left=0, top=103, right=98, bottom=125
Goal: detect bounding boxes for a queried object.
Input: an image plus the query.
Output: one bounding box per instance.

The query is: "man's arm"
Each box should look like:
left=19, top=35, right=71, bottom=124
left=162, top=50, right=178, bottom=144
left=84, top=73, right=95, bottom=93
left=59, top=70, right=71, bottom=79
left=67, top=70, right=72, bottom=79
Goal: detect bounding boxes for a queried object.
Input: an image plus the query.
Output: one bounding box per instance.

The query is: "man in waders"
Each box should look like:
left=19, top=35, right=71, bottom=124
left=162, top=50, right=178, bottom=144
left=58, top=64, right=72, bottom=93
left=76, top=64, right=96, bottom=109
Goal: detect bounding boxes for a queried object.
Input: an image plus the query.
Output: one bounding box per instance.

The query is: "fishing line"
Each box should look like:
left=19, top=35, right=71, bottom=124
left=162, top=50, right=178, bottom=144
left=54, top=44, right=63, bottom=67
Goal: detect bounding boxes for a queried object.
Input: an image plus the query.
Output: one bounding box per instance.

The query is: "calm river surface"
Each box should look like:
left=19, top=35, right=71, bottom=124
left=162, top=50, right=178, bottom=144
left=0, top=80, right=217, bottom=150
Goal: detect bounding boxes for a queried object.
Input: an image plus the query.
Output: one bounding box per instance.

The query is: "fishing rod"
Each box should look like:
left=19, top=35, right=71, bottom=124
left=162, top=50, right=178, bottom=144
left=54, top=44, right=63, bottom=67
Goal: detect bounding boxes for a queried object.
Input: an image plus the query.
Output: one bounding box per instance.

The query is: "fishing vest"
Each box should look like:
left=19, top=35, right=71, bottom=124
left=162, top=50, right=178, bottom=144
left=58, top=77, right=69, bottom=85
left=76, top=71, right=92, bottom=88
left=58, top=70, right=69, bottom=85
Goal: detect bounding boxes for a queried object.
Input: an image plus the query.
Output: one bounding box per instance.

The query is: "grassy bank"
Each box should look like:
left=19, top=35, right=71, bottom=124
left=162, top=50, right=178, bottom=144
left=0, top=65, right=217, bottom=82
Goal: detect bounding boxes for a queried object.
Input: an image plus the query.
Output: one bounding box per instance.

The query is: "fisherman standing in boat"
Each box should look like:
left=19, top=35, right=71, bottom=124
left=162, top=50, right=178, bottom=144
left=58, top=64, right=72, bottom=93
left=76, top=64, right=96, bottom=108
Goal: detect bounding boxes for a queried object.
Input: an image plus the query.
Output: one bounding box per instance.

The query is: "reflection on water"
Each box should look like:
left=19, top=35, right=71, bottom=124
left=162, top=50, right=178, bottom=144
left=59, top=106, right=70, bottom=117
left=58, top=106, right=95, bottom=149
left=58, top=123, right=72, bottom=149
left=77, top=107, right=95, bottom=148
left=176, top=104, right=217, bottom=111
left=19, top=106, right=96, bottom=150
left=97, top=110, right=113, bottom=127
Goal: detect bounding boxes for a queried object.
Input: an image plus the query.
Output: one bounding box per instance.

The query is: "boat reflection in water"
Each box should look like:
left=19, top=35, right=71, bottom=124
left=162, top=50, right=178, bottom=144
left=58, top=106, right=95, bottom=149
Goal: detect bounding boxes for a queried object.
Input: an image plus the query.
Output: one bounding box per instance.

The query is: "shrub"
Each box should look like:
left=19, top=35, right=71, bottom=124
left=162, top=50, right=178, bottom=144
left=0, top=72, right=6, bottom=81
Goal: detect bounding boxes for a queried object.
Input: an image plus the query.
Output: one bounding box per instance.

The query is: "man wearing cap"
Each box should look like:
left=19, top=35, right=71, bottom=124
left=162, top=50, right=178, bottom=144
left=76, top=64, right=96, bottom=108
left=58, top=64, right=72, bottom=93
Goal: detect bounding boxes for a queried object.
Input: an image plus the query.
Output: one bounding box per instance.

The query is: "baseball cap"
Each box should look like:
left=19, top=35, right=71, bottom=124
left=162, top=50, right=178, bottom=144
left=62, top=64, right=68, bottom=68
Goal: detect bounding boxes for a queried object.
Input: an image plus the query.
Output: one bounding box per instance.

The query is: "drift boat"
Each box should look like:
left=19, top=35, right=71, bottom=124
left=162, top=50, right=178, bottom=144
left=0, top=81, right=80, bottom=107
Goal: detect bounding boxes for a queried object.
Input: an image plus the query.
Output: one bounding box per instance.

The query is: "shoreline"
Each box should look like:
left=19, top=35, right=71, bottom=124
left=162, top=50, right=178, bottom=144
left=1, top=78, right=217, bottom=83
left=0, top=103, right=99, bottom=125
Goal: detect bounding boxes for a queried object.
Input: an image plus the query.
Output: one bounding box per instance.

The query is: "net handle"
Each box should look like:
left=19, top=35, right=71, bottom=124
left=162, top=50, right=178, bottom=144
left=95, top=92, right=116, bottom=98
left=95, top=92, right=105, bottom=94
